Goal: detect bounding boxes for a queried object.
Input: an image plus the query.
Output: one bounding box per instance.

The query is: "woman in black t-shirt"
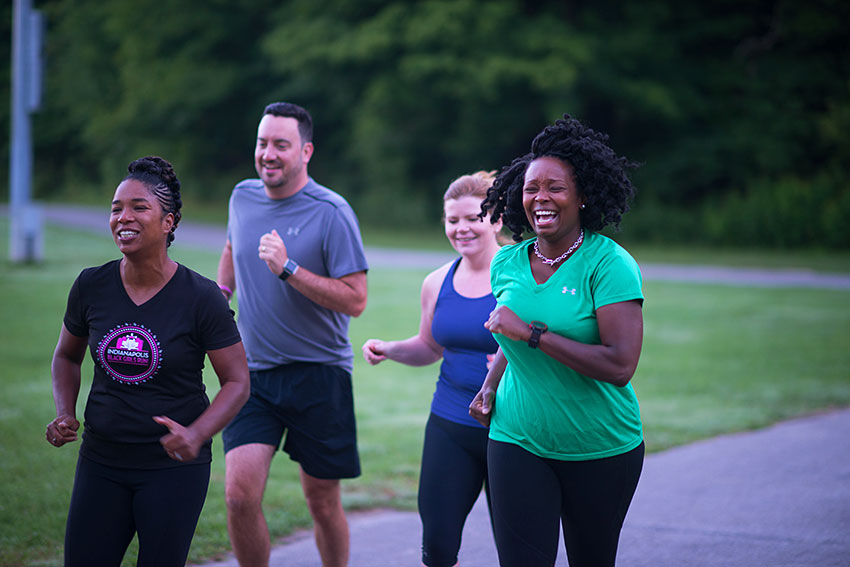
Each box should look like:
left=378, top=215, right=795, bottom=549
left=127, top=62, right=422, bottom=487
left=45, top=156, right=250, bottom=567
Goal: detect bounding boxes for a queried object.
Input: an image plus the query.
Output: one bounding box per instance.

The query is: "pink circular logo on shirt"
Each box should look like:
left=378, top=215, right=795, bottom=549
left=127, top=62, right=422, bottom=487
left=97, top=324, right=162, bottom=384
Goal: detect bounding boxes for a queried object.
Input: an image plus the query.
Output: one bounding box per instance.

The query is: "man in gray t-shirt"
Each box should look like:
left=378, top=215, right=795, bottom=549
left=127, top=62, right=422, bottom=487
left=217, top=102, right=368, bottom=567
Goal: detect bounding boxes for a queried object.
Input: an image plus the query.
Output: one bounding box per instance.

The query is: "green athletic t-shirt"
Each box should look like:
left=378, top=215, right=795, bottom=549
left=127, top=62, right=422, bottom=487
left=489, top=231, right=644, bottom=461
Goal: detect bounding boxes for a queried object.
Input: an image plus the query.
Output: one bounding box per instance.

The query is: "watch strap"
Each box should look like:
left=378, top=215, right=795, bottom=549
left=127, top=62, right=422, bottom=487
left=278, top=258, right=299, bottom=281
left=527, top=321, right=547, bottom=349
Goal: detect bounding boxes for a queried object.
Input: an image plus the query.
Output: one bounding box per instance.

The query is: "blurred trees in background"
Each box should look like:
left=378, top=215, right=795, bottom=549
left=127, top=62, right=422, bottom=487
left=3, top=0, right=848, bottom=247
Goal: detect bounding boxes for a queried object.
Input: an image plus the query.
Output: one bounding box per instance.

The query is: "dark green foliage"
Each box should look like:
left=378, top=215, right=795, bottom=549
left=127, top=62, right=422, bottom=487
left=4, top=0, right=849, bottom=247
left=31, top=0, right=283, bottom=201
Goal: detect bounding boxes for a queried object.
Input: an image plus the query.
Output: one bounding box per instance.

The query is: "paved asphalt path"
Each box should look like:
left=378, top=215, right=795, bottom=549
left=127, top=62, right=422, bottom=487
left=12, top=204, right=850, bottom=565
left=196, top=408, right=850, bottom=567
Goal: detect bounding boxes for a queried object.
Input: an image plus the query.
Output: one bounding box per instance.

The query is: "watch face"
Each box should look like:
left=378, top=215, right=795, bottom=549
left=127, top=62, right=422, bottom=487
left=531, top=321, right=547, bottom=332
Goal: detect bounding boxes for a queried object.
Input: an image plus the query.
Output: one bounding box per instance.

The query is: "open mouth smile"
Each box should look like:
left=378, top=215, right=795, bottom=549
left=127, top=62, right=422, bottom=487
left=534, top=210, right=558, bottom=226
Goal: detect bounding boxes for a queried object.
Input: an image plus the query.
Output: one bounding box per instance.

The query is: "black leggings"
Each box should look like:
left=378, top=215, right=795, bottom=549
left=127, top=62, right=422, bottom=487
left=487, top=439, right=644, bottom=567
left=418, top=413, right=492, bottom=567
left=64, top=455, right=210, bottom=567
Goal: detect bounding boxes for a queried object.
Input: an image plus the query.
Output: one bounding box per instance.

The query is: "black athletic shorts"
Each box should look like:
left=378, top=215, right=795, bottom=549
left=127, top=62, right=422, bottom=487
left=222, top=361, right=360, bottom=479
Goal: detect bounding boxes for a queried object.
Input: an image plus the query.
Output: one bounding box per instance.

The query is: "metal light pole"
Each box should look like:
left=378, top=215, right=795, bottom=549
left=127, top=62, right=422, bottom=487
left=9, top=0, right=44, bottom=263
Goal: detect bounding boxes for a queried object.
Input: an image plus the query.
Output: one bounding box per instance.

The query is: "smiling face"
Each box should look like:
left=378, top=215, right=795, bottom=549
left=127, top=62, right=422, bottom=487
left=444, top=195, right=501, bottom=257
left=110, top=179, right=173, bottom=254
left=254, top=114, right=314, bottom=197
left=522, top=156, right=583, bottom=245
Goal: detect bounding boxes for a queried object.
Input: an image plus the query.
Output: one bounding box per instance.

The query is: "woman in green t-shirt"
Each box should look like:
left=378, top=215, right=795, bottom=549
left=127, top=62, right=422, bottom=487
left=469, top=115, right=644, bottom=567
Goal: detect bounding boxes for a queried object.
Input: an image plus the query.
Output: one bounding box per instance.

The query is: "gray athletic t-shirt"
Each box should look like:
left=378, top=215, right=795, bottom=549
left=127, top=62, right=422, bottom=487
left=226, top=178, right=368, bottom=373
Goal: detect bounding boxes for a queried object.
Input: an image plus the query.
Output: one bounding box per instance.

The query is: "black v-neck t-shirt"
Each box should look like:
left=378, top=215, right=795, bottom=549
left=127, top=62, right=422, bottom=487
left=64, top=260, right=241, bottom=469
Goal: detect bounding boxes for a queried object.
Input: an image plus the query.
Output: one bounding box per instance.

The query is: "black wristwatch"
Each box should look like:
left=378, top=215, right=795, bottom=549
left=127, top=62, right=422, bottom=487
left=528, top=321, right=548, bottom=349
left=278, top=258, right=299, bottom=282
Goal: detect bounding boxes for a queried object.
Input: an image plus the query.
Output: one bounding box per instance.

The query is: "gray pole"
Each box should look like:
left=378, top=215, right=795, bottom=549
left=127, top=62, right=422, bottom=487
left=9, top=0, right=44, bottom=263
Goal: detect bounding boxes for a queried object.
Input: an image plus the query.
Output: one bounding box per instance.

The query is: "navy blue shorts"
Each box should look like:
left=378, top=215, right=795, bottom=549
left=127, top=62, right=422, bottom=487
left=222, top=362, right=360, bottom=479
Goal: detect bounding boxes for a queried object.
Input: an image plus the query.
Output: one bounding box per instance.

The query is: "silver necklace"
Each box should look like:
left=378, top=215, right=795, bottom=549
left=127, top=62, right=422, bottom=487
left=533, top=229, right=584, bottom=266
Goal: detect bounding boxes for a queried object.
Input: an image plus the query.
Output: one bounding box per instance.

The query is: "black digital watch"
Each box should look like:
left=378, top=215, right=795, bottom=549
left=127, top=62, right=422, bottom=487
left=527, top=321, right=548, bottom=349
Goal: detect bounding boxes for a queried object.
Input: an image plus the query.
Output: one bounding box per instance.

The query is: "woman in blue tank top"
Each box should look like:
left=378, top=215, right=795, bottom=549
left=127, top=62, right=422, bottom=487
left=362, top=171, right=503, bottom=567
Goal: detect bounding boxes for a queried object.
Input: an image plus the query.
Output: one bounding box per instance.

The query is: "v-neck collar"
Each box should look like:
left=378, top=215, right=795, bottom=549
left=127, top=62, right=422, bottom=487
left=114, top=260, right=180, bottom=308
left=522, top=237, right=586, bottom=291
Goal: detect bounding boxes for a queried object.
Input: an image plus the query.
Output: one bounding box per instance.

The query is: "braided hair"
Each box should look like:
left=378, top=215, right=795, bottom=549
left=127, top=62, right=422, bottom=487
left=481, top=114, right=639, bottom=242
left=124, top=156, right=182, bottom=247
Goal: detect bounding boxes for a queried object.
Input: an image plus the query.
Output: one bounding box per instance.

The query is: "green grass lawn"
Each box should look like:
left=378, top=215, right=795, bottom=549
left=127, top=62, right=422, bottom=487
left=1, top=219, right=849, bottom=566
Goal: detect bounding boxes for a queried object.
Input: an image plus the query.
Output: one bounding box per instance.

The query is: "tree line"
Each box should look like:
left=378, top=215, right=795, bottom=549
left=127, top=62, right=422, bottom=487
left=2, top=0, right=848, bottom=248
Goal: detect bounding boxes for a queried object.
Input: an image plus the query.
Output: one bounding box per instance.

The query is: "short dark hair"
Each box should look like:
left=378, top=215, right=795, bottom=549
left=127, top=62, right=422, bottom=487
left=481, top=114, right=639, bottom=242
left=124, top=156, right=182, bottom=247
left=262, top=102, right=313, bottom=145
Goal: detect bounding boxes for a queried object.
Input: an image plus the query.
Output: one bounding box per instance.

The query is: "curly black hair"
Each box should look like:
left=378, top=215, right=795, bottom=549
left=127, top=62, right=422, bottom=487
left=481, top=114, right=639, bottom=242
left=124, top=156, right=182, bottom=247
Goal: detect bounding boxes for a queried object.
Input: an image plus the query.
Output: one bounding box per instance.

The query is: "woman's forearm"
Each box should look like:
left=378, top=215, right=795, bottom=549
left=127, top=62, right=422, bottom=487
left=384, top=336, right=443, bottom=366
left=191, top=342, right=251, bottom=440
left=51, top=327, right=87, bottom=418
left=534, top=301, right=644, bottom=387
left=187, top=379, right=250, bottom=441
left=51, top=358, right=81, bottom=418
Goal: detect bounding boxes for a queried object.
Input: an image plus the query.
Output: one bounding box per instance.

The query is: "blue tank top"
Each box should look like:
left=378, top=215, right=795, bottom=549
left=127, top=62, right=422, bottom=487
left=430, top=258, right=499, bottom=428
